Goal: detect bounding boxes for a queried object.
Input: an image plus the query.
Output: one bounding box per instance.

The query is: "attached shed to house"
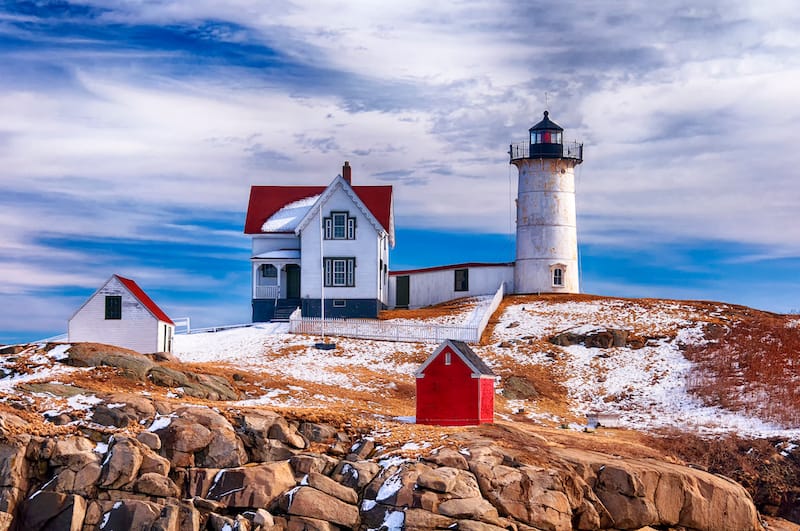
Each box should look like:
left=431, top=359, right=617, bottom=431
left=68, top=275, right=175, bottom=353
left=415, top=339, right=496, bottom=426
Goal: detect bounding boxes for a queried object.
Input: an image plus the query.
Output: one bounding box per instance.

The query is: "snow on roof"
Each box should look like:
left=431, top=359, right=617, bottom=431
left=261, top=194, right=320, bottom=232
left=252, top=250, right=302, bottom=260
left=244, top=184, right=393, bottom=235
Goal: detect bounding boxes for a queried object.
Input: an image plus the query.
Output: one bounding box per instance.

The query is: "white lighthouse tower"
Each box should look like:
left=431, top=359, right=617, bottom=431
left=510, top=111, right=583, bottom=294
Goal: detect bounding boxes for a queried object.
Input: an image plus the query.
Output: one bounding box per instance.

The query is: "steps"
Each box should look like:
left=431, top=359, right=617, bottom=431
left=272, top=299, right=301, bottom=322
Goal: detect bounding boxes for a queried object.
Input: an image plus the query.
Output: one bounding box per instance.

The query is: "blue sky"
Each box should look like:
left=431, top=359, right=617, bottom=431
left=2, top=1, right=799, bottom=343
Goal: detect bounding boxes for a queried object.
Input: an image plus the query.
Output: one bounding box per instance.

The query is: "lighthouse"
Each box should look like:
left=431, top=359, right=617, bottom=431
left=510, top=111, right=583, bottom=294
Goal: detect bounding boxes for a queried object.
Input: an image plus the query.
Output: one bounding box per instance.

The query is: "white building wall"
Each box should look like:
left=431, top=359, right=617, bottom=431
left=299, top=184, right=381, bottom=301
left=513, top=157, right=580, bottom=293
left=252, top=233, right=300, bottom=255
left=388, top=265, right=513, bottom=308
left=68, top=277, right=163, bottom=353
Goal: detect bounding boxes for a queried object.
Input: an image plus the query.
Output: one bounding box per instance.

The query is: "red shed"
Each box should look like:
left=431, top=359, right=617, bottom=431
left=415, top=340, right=496, bottom=426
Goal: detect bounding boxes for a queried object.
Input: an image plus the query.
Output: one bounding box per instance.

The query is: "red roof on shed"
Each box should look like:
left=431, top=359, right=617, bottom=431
left=244, top=185, right=393, bottom=234
left=115, top=275, right=174, bottom=325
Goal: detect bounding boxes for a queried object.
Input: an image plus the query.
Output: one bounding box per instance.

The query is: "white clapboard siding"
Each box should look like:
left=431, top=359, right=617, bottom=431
left=389, top=264, right=514, bottom=308
left=68, top=276, right=172, bottom=353
left=300, top=185, right=382, bottom=300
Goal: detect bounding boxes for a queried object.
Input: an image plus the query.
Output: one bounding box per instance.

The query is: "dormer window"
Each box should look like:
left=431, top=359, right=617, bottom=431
left=324, top=211, right=356, bottom=240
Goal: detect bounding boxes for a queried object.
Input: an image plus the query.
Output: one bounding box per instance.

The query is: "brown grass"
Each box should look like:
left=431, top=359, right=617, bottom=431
left=683, top=311, right=800, bottom=427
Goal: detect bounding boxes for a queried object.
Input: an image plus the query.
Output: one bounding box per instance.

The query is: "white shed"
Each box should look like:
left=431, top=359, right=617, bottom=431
left=68, top=275, right=175, bottom=353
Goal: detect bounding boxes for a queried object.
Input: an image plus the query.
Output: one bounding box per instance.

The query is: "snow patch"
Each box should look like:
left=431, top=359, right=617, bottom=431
left=376, top=472, right=403, bottom=502
left=148, top=414, right=174, bottom=432
left=47, top=344, right=71, bottom=361
left=261, top=194, right=320, bottom=232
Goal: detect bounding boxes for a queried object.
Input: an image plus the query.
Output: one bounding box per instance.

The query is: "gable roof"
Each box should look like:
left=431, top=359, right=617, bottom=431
left=244, top=182, right=393, bottom=236
left=415, top=339, right=495, bottom=378
left=69, top=275, right=174, bottom=325
left=115, top=275, right=174, bottom=325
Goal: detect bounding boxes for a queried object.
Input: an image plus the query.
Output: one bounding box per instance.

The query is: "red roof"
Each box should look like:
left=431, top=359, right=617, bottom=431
left=390, top=262, right=514, bottom=276
left=244, top=185, right=393, bottom=234
left=115, top=275, right=174, bottom=325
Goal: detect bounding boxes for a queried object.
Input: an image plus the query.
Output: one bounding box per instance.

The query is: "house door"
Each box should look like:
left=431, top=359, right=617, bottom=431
left=286, top=265, right=301, bottom=299
left=396, top=275, right=410, bottom=308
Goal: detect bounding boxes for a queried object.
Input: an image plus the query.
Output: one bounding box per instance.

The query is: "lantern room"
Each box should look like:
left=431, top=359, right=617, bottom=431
left=529, top=110, right=564, bottom=158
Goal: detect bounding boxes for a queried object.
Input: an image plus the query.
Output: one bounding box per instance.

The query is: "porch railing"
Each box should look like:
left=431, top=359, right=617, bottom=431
left=509, top=140, right=583, bottom=162
left=255, top=285, right=280, bottom=299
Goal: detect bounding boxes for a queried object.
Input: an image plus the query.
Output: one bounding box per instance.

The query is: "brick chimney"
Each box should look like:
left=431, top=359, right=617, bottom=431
left=342, top=161, right=352, bottom=184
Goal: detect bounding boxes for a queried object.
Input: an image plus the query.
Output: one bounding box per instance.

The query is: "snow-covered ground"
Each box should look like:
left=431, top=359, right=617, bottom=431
left=172, top=298, right=800, bottom=439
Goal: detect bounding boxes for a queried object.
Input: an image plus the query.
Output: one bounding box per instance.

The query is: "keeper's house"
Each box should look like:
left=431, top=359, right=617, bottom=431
left=244, top=162, right=394, bottom=321
left=68, top=275, right=175, bottom=353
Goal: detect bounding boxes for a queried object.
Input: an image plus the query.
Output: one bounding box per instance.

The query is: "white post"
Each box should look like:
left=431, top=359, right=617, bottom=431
left=319, top=203, right=326, bottom=341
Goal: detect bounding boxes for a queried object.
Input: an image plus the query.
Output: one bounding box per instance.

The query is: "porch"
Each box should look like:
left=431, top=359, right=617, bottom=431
left=251, top=250, right=301, bottom=301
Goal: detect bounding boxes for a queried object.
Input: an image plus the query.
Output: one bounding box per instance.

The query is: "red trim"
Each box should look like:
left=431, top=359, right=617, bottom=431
left=115, top=275, right=174, bottom=325
left=244, top=185, right=393, bottom=234
left=391, top=262, right=514, bottom=276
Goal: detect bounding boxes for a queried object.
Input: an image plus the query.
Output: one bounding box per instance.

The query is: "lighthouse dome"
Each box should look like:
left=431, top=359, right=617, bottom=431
left=529, top=110, right=564, bottom=133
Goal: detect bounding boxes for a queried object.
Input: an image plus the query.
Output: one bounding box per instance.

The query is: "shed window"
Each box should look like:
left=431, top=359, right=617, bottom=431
left=445, top=352, right=452, bottom=365
left=324, top=257, right=356, bottom=287
left=454, top=268, right=469, bottom=292
left=552, top=267, right=564, bottom=286
left=105, top=295, right=122, bottom=320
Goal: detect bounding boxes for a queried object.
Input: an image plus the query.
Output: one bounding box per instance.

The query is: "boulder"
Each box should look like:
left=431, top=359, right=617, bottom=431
left=298, top=422, right=338, bottom=443
left=0, top=440, right=30, bottom=499
left=456, top=520, right=510, bottom=531
left=502, top=375, right=539, bottom=400
left=205, top=461, right=296, bottom=508
left=285, top=516, right=340, bottom=531
left=151, top=415, right=213, bottom=468
left=290, top=453, right=339, bottom=477
left=437, top=497, right=499, bottom=522
left=21, top=491, right=86, bottom=531
left=49, top=436, right=95, bottom=468
left=134, top=472, right=180, bottom=497
left=136, top=431, right=162, bottom=451
left=416, top=466, right=480, bottom=498
left=172, top=407, right=247, bottom=468
left=423, top=448, right=469, bottom=471
left=330, top=460, right=379, bottom=490
left=148, top=365, right=238, bottom=400
left=404, top=508, right=455, bottom=529
left=280, top=486, right=359, bottom=529
left=553, top=448, right=761, bottom=531
left=269, top=421, right=308, bottom=450
left=64, top=344, right=155, bottom=380
left=346, top=439, right=374, bottom=461
left=470, top=462, right=572, bottom=531
left=364, top=463, right=429, bottom=507
left=97, top=499, right=164, bottom=530
left=91, top=393, right=156, bottom=428
left=305, top=472, right=358, bottom=504
left=99, top=437, right=142, bottom=490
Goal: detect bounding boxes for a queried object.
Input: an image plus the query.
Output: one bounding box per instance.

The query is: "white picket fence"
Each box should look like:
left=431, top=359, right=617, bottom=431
left=289, top=283, right=505, bottom=344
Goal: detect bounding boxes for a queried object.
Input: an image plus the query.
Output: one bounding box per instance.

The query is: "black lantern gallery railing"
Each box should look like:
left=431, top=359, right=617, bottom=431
left=509, top=140, right=583, bottom=163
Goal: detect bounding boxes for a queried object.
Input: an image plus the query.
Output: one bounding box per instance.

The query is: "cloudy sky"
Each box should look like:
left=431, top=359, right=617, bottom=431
left=2, top=1, right=799, bottom=343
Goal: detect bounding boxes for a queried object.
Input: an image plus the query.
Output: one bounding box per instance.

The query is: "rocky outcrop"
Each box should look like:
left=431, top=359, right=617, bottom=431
left=550, top=326, right=647, bottom=349
left=0, top=404, right=765, bottom=531
left=62, top=344, right=238, bottom=400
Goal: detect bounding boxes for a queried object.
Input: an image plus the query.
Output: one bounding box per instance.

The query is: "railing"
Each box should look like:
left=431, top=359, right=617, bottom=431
left=173, top=317, right=191, bottom=334
left=473, top=282, right=505, bottom=340
left=182, top=323, right=255, bottom=334
left=509, top=140, right=583, bottom=162
left=288, top=284, right=506, bottom=344
left=255, top=285, right=280, bottom=299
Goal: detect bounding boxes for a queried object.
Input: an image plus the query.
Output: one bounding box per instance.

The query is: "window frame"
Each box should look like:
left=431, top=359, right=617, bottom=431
left=324, top=211, right=356, bottom=240
left=105, top=295, right=122, bottom=320
left=552, top=267, right=564, bottom=287
left=324, top=257, right=356, bottom=287
left=454, top=268, right=469, bottom=292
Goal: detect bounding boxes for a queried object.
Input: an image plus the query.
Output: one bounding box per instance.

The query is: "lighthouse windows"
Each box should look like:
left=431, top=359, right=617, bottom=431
left=550, top=264, right=566, bottom=287
left=531, top=131, right=562, bottom=144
